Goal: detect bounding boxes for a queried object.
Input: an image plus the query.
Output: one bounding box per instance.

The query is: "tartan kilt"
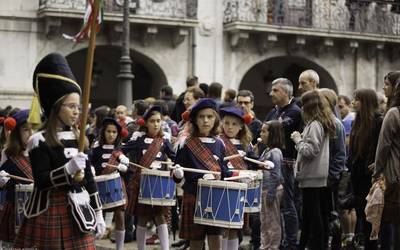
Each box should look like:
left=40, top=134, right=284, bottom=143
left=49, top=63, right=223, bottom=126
left=135, top=203, right=169, bottom=219
left=179, top=194, right=222, bottom=240
left=14, top=188, right=95, bottom=250
left=0, top=202, right=15, bottom=242
left=126, top=174, right=140, bottom=216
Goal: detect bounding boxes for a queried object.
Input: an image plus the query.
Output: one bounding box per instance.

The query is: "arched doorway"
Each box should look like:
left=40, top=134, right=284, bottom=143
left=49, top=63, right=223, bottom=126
left=66, top=46, right=167, bottom=109
left=239, top=56, right=337, bottom=119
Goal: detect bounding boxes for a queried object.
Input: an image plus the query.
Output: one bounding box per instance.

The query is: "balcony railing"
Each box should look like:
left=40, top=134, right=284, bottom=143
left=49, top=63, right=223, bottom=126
left=224, top=0, right=400, bottom=36
left=39, top=0, right=197, bottom=20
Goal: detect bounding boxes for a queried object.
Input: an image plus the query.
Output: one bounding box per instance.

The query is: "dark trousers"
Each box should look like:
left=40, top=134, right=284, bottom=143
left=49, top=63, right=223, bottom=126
left=280, top=160, right=299, bottom=248
left=250, top=213, right=261, bottom=250
left=299, top=187, right=330, bottom=250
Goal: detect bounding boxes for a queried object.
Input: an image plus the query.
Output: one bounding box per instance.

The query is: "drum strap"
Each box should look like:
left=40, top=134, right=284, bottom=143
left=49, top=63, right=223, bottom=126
left=10, top=155, right=33, bottom=181
left=220, top=135, right=247, bottom=170
left=103, top=150, right=123, bottom=175
left=186, top=136, right=221, bottom=172
left=139, top=137, right=163, bottom=168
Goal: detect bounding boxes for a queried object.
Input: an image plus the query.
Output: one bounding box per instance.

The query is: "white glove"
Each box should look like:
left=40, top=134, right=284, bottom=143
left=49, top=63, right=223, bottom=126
left=172, top=165, right=184, bottom=179
left=65, top=152, right=87, bottom=175
left=0, top=170, right=10, bottom=187
left=290, top=131, right=302, bottom=144
left=203, top=173, right=215, bottom=180
left=117, top=163, right=128, bottom=173
left=263, top=160, right=275, bottom=169
left=95, top=210, right=106, bottom=239
left=118, top=154, right=130, bottom=166
left=150, top=161, right=162, bottom=169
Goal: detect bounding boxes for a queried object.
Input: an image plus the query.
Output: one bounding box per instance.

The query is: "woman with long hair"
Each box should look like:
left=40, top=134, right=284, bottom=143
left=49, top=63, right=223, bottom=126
left=349, top=88, right=383, bottom=250
left=219, top=106, right=253, bottom=250
left=90, top=117, right=129, bottom=250
left=383, top=71, right=400, bottom=111
left=14, top=53, right=105, bottom=249
left=172, top=98, right=231, bottom=250
left=0, top=110, right=33, bottom=245
left=291, top=90, right=335, bottom=250
left=373, top=82, right=400, bottom=248
left=122, top=105, right=175, bottom=250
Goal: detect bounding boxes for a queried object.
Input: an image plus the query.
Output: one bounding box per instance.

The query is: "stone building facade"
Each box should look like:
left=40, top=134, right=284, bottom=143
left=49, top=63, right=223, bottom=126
left=1, top=0, right=400, bottom=116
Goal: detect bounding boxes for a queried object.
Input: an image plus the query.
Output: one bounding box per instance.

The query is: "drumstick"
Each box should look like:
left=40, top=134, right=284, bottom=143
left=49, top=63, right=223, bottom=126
left=224, top=176, right=250, bottom=181
left=243, top=157, right=273, bottom=169
left=168, top=165, right=220, bottom=175
left=159, top=161, right=174, bottom=165
left=4, top=174, right=33, bottom=183
left=128, top=162, right=147, bottom=170
left=106, top=163, right=141, bottom=173
left=223, top=153, right=243, bottom=161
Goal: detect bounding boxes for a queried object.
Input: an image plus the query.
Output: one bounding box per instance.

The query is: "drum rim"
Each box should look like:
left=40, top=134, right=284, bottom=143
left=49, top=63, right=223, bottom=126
left=193, top=217, right=244, bottom=229
left=197, top=179, right=248, bottom=189
left=94, top=172, right=121, bottom=181
left=138, top=198, right=176, bottom=206
left=141, top=168, right=172, bottom=177
left=15, top=183, right=34, bottom=191
left=101, top=198, right=126, bottom=209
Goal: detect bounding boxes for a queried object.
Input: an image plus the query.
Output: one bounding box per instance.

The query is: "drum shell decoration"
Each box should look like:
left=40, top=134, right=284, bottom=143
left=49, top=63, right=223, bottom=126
left=138, top=168, right=176, bottom=206
left=15, top=184, right=33, bottom=230
left=95, top=172, right=126, bottom=210
left=194, top=179, right=247, bottom=229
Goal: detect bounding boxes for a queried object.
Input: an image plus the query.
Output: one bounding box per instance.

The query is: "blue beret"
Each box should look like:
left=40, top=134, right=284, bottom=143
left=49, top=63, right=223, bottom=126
left=189, top=98, right=217, bottom=121
left=12, top=109, right=30, bottom=126
left=143, top=105, right=163, bottom=120
left=102, top=117, right=122, bottom=134
left=220, top=107, right=245, bottom=120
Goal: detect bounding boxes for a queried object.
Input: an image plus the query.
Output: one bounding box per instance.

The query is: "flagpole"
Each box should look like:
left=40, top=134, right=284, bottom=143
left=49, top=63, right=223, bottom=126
left=74, top=0, right=100, bottom=182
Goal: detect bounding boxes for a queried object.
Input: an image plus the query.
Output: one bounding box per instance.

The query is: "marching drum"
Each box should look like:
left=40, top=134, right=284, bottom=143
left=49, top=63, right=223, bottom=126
left=15, top=184, right=33, bottom=229
left=194, top=179, right=247, bottom=229
left=138, top=168, right=176, bottom=206
left=95, top=172, right=126, bottom=210
left=243, top=170, right=263, bottom=213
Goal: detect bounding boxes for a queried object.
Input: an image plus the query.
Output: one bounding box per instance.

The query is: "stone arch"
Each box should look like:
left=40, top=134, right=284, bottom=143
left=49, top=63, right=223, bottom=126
left=66, top=45, right=168, bottom=108
left=239, top=56, right=337, bottom=118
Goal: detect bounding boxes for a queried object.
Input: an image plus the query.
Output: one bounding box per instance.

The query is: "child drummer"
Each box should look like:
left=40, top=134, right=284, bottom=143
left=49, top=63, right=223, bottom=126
left=218, top=106, right=253, bottom=250
left=90, top=117, right=129, bottom=250
left=172, top=98, right=232, bottom=250
left=122, top=105, right=175, bottom=250
left=0, top=110, right=33, bottom=245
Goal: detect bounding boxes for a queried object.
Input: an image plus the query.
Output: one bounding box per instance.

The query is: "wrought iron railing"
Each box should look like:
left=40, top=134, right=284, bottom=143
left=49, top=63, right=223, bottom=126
left=224, top=0, right=400, bottom=36
left=39, top=0, right=197, bottom=19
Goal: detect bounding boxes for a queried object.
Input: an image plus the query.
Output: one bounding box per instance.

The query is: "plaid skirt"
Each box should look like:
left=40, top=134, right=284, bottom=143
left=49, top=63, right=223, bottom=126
left=126, top=174, right=140, bottom=216
left=135, top=203, right=169, bottom=219
left=14, top=188, right=95, bottom=250
left=0, top=202, right=15, bottom=242
left=179, top=193, right=222, bottom=240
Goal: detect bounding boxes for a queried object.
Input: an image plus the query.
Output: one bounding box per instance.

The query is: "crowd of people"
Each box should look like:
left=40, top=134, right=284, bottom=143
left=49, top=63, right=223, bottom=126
left=0, top=52, right=399, bottom=250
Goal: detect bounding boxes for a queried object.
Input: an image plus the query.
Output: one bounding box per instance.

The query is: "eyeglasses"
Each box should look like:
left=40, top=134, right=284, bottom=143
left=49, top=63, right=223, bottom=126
left=237, top=101, right=251, bottom=105
left=62, top=103, right=81, bottom=111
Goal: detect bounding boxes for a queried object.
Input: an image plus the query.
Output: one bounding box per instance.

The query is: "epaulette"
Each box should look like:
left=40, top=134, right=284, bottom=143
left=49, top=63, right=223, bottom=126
left=130, top=131, right=145, bottom=141
left=92, top=141, right=100, bottom=149
left=163, top=132, right=171, bottom=141
left=27, top=131, right=45, bottom=152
